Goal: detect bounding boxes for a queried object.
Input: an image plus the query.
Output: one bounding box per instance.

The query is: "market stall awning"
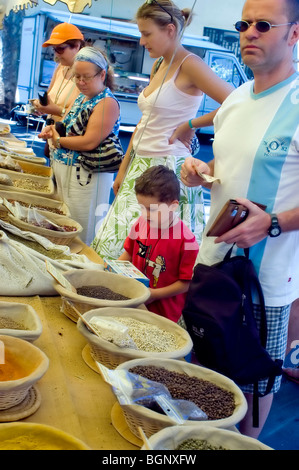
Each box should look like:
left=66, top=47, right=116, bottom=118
left=0, top=0, right=93, bottom=27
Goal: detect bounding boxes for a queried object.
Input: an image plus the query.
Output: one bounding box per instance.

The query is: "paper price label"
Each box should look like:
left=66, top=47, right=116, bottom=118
left=45, top=260, right=75, bottom=292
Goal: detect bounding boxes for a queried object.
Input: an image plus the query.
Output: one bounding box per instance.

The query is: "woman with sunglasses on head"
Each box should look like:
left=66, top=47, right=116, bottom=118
left=92, top=0, right=233, bottom=260
left=38, top=46, right=123, bottom=245
left=32, top=23, right=85, bottom=123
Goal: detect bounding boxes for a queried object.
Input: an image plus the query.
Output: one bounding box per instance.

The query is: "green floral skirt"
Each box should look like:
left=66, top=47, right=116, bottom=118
left=91, top=154, right=205, bottom=260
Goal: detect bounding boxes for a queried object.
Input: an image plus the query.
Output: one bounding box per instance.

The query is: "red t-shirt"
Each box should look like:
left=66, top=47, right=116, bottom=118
left=124, top=216, right=199, bottom=322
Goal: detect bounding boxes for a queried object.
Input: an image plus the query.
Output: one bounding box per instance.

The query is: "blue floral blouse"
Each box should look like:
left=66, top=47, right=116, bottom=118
left=52, top=87, right=120, bottom=166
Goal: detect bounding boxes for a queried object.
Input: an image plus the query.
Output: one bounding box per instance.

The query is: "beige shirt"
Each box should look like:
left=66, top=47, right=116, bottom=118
left=48, top=65, right=80, bottom=121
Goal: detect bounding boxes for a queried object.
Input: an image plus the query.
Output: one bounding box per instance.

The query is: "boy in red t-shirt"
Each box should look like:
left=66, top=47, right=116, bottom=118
left=119, top=165, right=199, bottom=323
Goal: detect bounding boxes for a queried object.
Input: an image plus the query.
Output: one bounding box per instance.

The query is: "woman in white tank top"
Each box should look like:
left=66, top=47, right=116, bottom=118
left=92, top=1, right=233, bottom=260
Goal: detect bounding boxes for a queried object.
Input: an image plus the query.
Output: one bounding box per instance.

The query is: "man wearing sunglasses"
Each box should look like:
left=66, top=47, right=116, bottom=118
left=181, top=0, right=298, bottom=439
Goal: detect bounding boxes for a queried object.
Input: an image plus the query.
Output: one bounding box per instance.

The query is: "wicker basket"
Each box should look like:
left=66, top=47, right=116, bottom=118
left=77, top=307, right=193, bottom=369
left=13, top=160, right=52, bottom=178
left=0, top=335, right=49, bottom=411
left=0, top=301, right=42, bottom=342
left=114, top=358, right=248, bottom=438
left=53, top=269, right=151, bottom=316
left=0, top=190, right=70, bottom=217
left=143, top=424, right=273, bottom=450
left=0, top=423, right=90, bottom=450
left=0, top=170, right=54, bottom=196
left=7, top=212, right=82, bottom=246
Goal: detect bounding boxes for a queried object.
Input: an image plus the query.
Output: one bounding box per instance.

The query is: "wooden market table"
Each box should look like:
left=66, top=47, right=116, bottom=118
left=0, top=238, right=142, bottom=450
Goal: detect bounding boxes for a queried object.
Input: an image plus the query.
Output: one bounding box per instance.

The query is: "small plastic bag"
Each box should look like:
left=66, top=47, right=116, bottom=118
left=27, top=207, right=66, bottom=231
left=97, top=364, right=208, bottom=424
left=89, top=317, right=138, bottom=349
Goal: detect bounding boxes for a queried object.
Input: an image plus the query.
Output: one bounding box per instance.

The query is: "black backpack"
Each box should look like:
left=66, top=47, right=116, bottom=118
left=182, top=246, right=283, bottom=427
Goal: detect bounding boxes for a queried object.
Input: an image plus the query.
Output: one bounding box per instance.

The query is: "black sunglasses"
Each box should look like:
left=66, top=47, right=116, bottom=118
left=234, top=20, right=296, bottom=33
left=53, top=44, right=70, bottom=54
left=146, top=0, right=174, bottom=23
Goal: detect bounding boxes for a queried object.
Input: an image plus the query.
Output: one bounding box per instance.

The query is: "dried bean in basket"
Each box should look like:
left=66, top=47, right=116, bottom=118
left=176, top=439, right=227, bottom=450
left=0, top=317, right=28, bottom=330
left=76, top=286, right=130, bottom=301
left=129, top=365, right=236, bottom=420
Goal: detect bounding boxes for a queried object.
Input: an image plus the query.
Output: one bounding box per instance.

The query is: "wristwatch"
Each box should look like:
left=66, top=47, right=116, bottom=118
left=268, top=213, right=281, bottom=237
left=56, top=136, right=61, bottom=149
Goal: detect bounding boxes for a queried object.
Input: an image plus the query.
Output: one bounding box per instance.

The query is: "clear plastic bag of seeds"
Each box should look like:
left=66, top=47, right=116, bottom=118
left=97, top=364, right=207, bottom=424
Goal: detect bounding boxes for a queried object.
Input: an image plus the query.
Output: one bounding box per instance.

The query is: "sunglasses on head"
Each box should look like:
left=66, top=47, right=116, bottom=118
left=53, top=44, right=70, bottom=54
left=145, top=0, right=174, bottom=23
left=234, top=20, right=297, bottom=33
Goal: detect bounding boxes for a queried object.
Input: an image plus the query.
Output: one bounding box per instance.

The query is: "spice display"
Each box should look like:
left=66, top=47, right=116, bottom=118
left=0, top=155, right=22, bottom=172
left=7, top=199, right=65, bottom=215
left=0, top=350, right=28, bottom=381
left=0, top=173, right=13, bottom=186
left=0, top=317, right=28, bottom=330
left=13, top=179, right=51, bottom=193
left=0, top=228, right=72, bottom=260
left=77, top=286, right=130, bottom=301
left=0, top=436, right=47, bottom=450
left=129, top=365, right=235, bottom=420
left=175, top=439, right=228, bottom=450
left=22, top=218, right=77, bottom=232
left=107, top=317, right=180, bottom=352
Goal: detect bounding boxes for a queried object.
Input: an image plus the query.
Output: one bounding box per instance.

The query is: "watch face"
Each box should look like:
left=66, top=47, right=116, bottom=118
left=270, top=227, right=281, bottom=237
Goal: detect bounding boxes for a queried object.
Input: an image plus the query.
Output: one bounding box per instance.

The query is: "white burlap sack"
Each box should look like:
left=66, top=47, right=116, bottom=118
left=0, top=220, right=103, bottom=296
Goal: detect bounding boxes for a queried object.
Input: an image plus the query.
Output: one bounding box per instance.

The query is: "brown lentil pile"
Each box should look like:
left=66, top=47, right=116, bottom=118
left=77, top=286, right=130, bottom=301
left=13, top=179, right=51, bottom=193
left=176, top=439, right=227, bottom=450
left=27, top=220, right=76, bottom=232
left=129, top=365, right=235, bottom=420
left=111, top=317, right=180, bottom=352
left=0, top=317, right=28, bottom=330
left=7, top=199, right=65, bottom=215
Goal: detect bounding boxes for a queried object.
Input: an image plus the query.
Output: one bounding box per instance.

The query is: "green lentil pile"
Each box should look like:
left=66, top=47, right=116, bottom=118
left=175, top=439, right=228, bottom=450
left=1, top=228, right=72, bottom=260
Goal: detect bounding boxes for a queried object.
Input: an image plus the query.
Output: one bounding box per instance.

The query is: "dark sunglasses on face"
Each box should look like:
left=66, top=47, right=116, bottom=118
left=234, top=20, right=297, bottom=33
left=53, top=44, right=70, bottom=54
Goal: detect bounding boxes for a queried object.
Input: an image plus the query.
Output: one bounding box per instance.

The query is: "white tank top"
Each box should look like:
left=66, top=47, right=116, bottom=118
left=133, top=54, right=203, bottom=157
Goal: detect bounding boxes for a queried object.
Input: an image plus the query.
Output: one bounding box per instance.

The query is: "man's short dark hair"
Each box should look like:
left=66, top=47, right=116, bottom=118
left=286, top=0, right=299, bottom=21
left=135, top=165, right=180, bottom=203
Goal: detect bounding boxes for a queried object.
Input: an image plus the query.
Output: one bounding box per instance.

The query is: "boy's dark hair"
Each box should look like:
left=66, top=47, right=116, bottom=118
left=135, top=165, right=180, bottom=203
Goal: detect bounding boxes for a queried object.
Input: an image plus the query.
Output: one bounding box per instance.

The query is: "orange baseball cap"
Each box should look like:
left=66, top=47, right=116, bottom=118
left=42, top=23, right=84, bottom=47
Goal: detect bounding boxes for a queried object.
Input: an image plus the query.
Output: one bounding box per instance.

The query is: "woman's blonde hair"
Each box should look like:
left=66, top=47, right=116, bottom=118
left=136, top=0, right=193, bottom=34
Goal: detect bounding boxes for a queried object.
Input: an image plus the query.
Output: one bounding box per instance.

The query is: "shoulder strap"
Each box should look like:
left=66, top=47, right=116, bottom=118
left=152, top=57, right=164, bottom=77
left=224, top=244, right=267, bottom=346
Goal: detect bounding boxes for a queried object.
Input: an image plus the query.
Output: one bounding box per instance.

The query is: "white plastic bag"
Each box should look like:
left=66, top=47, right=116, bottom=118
left=0, top=220, right=103, bottom=296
